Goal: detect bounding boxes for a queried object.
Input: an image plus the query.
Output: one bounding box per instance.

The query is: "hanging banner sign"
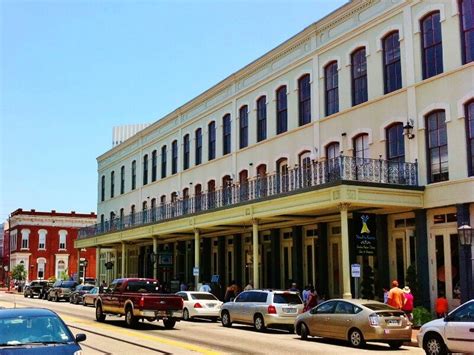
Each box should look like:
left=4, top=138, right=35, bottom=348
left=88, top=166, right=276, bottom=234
left=354, top=213, right=377, bottom=256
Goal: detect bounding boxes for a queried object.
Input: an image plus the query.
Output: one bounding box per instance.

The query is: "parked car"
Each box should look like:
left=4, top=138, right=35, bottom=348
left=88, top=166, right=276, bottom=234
left=220, top=290, right=303, bottom=333
left=47, top=280, right=78, bottom=302
left=83, top=287, right=99, bottom=307
left=295, top=299, right=412, bottom=349
left=23, top=280, right=50, bottom=299
left=69, top=284, right=95, bottom=304
left=176, top=291, right=222, bottom=321
left=417, top=299, right=474, bottom=355
left=40, top=281, right=55, bottom=300
left=95, top=278, right=183, bottom=329
left=0, top=308, right=86, bottom=353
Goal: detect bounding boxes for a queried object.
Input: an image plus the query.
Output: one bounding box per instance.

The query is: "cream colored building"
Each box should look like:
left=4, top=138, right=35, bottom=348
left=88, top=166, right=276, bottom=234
left=76, top=0, right=474, bottom=310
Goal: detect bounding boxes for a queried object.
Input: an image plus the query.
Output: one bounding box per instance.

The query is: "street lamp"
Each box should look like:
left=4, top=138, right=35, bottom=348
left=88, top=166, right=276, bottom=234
left=457, top=224, right=473, bottom=303
left=83, top=259, right=89, bottom=281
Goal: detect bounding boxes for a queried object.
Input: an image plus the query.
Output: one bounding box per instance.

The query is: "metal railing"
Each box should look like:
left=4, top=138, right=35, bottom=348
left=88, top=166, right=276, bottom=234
left=79, top=156, right=418, bottom=239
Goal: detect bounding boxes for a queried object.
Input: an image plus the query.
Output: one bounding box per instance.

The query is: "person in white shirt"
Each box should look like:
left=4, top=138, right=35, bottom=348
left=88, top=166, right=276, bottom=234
left=199, top=282, right=211, bottom=292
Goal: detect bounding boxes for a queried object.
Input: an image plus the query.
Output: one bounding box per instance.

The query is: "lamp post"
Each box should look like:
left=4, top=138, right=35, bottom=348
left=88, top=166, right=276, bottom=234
left=83, top=259, right=88, bottom=281
left=457, top=224, right=473, bottom=303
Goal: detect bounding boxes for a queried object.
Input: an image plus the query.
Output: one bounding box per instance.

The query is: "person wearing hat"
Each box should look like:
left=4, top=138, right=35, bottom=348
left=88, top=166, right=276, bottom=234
left=402, top=286, right=414, bottom=321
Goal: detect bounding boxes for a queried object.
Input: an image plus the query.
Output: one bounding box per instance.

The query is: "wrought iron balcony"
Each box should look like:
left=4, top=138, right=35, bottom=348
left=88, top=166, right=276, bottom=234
left=79, top=156, right=418, bottom=239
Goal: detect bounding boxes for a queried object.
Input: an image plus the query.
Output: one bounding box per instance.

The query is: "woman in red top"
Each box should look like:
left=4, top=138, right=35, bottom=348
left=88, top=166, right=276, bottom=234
left=303, top=287, right=318, bottom=312
left=401, top=286, right=414, bottom=321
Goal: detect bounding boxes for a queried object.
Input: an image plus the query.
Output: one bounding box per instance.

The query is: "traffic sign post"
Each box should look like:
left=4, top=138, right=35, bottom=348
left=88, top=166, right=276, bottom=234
left=193, top=267, right=199, bottom=276
left=351, top=264, right=361, bottom=299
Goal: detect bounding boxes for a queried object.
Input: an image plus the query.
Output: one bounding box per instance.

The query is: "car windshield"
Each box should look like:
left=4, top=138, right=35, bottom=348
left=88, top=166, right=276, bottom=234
left=190, top=293, right=218, bottom=300
left=273, top=293, right=303, bottom=304
left=0, top=315, right=73, bottom=346
left=363, top=303, right=396, bottom=311
left=126, top=280, right=160, bottom=293
left=81, top=286, right=94, bottom=291
left=60, top=281, right=76, bottom=288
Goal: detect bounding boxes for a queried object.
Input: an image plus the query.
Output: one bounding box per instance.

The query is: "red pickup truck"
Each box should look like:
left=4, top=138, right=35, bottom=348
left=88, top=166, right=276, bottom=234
left=95, top=278, right=183, bottom=329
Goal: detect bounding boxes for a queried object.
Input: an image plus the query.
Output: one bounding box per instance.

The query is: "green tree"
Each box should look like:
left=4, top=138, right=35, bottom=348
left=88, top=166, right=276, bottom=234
left=59, top=269, right=69, bottom=281
left=405, top=264, right=421, bottom=307
left=361, top=265, right=375, bottom=299
left=12, top=264, right=26, bottom=281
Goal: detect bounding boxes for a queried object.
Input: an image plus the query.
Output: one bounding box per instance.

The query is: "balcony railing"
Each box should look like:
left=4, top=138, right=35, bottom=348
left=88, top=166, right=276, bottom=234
left=79, top=156, right=418, bottom=239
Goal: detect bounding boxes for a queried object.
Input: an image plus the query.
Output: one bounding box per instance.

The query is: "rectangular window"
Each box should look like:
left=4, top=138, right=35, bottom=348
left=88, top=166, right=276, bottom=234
left=223, top=114, right=231, bottom=155
left=131, top=160, right=136, bottom=190
left=195, top=129, right=202, bottom=165
left=143, top=154, right=148, bottom=185
left=59, top=232, right=66, bottom=250
left=257, top=96, right=267, bottom=142
left=183, top=135, right=190, bottom=170
left=298, top=74, right=311, bottom=125
left=172, top=140, right=178, bottom=174
left=383, top=31, right=402, bottom=93
left=38, top=231, right=46, bottom=249
left=161, top=145, right=167, bottom=178
left=239, top=106, right=248, bottom=149
left=110, top=171, right=115, bottom=198
left=151, top=150, right=157, bottom=182
left=352, top=48, right=368, bottom=106
left=325, top=62, right=339, bottom=116
left=22, top=236, right=28, bottom=249
left=421, top=12, right=443, bottom=79
left=459, top=0, right=474, bottom=64
left=208, top=121, right=216, bottom=160
left=426, top=110, right=449, bottom=183
left=100, top=175, right=105, bottom=202
left=120, top=166, right=125, bottom=194
left=276, top=86, right=287, bottom=134
left=466, top=101, right=474, bottom=175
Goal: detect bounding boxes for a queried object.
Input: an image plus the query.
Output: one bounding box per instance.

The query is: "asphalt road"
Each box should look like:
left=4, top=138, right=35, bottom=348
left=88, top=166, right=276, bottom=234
left=0, top=292, right=424, bottom=355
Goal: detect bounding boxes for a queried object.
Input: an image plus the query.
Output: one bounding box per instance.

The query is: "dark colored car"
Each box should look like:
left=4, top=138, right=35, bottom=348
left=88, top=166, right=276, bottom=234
left=0, top=308, right=86, bottom=353
left=69, top=284, right=95, bottom=304
left=82, top=287, right=99, bottom=307
left=47, top=281, right=78, bottom=302
left=23, top=281, right=49, bottom=299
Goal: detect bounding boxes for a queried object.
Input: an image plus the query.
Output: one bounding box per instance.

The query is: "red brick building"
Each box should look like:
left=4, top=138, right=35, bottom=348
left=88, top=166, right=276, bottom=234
left=6, top=209, right=97, bottom=282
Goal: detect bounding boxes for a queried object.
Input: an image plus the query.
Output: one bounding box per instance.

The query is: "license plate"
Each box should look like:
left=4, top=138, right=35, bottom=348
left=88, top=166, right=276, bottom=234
left=207, top=303, right=216, bottom=308
left=386, top=319, right=400, bottom=326
left=143, top=311, right=155, bottom=317
left=283, top=307, right=297, bottom=313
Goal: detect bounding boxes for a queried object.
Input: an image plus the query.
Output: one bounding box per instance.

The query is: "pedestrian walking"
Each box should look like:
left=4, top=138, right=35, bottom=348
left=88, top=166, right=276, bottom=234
left=199, top=282, right=211, bottom=292
left=402, top=286, right=414, bottom=321
left=387, top=280, right=405, bottom=310
left=224, top=280, right=238, bottom=302
left=99, top=280, right=107, bottom=293
left=244, top=281, right=253, bottom=291
left=435, top=292, right=449, bottom=318
left=303, top=287, right=318, bottom=312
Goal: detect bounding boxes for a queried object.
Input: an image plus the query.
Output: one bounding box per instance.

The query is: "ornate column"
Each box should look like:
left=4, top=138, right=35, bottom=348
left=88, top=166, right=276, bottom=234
left=95, top=246, right=101, bottom=285
left=252, top=220, right=259, bottom=289
left=339, top=203, right=352, bottom=299
left=194, top=229, right=200, bottom=288
left=121, top=242, right=126, bottom=278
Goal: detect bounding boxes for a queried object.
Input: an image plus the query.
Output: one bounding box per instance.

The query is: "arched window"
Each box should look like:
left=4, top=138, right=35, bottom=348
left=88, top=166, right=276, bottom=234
left=325, top=62, right=339, bottom=116
left=465, top=100, right=474, bottom=175
left=208, top=121, right=216, bottom=160
left=101, top=175, right=105, bottom=202
left=239, top=105, right=249, bottom=149
left=151, top=150, right=157, bottom=181
left=183, top=134, right=190, bottom=170
left=21, top=229, right=30, bottom=249
left=239, top=170, right=249, bottom=201
left=276, top=86, right=288, bottom=134
left=383, top=31, right=402, bottom=93
left=194, top=184, right=202, bottom=211
left=276, top=158, right=289, bottom=193
left=142, top=201, right=148, bottom=223
left=195, top=128, right=202, bottom=165
left=426, top=110, right=449, bottom=182
left=421, top=11, right=443, bottom=79
left=150, top=199, right=156, bottom=222
left=38, top=229, right=47, bottom=249
left=256, top=164, right=267, bottom=197
left=110, top=171, right=115, bottom=198
left=100, top=214, right=105, bottom=232
left=326, top=142, right=340, bottom=180
left=119, top=208, right=124, bottom=227
left=120, top=165, right=125, bottom=194
left=257, top=96, right=267, bottom=142
left=353, top=134, right=370, bottom=159
left=172, top=140, right=178, bottom=174
left=223, top=114, right=231, bottom=155
left=37, top=258, right=46, bottom=279
left=386, top=123, right=405, bottom=162
left=170, top=192, right=178, bottom=217
left=459, top=0, right=474, bottom=64
left=57, top=260, right=66, bottom=279
left=207, top=180, right=216, bottom=209
left=58, top=230, right=67, bottom=250
left=143, top=154, right=148, bottom=185
left=161, top=145, right=167, bottom=178
left=299, top=150, right=312, bottom=188
left=298, top=74, right=311, bottom=126
left=182, top=188, right=189, bottom=213
left=110, top=211, right=116, bottom=229
left=222, top=175, right=232, bottom=205
left=131, top=160, right=137, bottom=190
left=326, top=142, right=340, bottom=160
left=351, top=48, right=368, bottom=106
left=130, top=205, right=136, bottom=225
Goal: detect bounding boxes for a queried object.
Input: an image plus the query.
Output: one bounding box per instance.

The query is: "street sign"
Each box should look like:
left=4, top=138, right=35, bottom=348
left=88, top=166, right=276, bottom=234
left=193, top=267, right=199, bottom=276
left=351, top=264, right=361, bottom=278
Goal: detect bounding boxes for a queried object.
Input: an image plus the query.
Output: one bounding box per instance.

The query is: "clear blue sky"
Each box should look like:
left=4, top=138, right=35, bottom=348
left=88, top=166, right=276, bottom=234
left=0, top=0, right=346, bottom=221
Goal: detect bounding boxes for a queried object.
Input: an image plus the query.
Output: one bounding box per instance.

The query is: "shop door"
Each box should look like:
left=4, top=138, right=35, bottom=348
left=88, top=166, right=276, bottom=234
left=281, top=231, right=293, bottom=289
left=304, top=234, right=316, bottom=288
left=329, top=239, right=341, bottom=298
left=432, top=229, right=461, bottom=310
left=393, top=232, right=407, bottom=286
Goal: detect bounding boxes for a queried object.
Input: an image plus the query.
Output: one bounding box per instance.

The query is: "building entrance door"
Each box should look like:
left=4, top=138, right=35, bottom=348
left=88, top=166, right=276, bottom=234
left=328, top=224, right=342, bottom=298
left=303, top=227, right=318, bottom=288
left=281, top=230, right=293, bottom=289
left=431, top=228, right=461, bottom=310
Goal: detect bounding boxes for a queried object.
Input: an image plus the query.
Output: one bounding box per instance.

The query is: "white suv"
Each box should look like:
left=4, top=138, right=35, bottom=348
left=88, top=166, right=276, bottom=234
left=417, top=299, right=474, bottom=355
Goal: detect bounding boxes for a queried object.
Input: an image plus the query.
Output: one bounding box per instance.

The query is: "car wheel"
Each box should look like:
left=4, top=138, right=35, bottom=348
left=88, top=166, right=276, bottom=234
left=163, top=318, right=176, bottom=329
left=254, top=314, right=266, bottom=332
left=221, top=311, right=232, bottom=327
left=423, top=333, right=447, bottom=355
left=54, top=294, right=59, bottom=302
left=23, top=293, right=27, bottom=298
left=83, top=300, right=88, bottom=307
left=388, top=341, right=404, bottom=349
left=183, top=308, right=191, bottom=321
left=96, top=303, right=106, bottom=322
left=299, top=323, right=309, bottom=340
left=47, top=294, right=51, bottom=301
left=75, top=297, right=80, bottom=305
left=125, top=307, right=137, bottom=328
left=348, top=328, right=365, bottom=348
left=69, top=296, right=73, bottom=303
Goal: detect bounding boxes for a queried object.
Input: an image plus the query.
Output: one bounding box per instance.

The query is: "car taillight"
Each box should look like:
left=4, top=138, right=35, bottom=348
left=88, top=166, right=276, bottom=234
left=268, top=305, right=277, bottom=314
left=368, top=313, right=379, bottom=326
left=139, top=296, right=145, bottom=308
left=194, top=303, right=202, bottom=308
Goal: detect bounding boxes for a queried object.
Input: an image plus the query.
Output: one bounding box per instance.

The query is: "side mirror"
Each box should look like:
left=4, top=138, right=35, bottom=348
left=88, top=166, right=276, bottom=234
left=75, top=333, right=86, bottom=343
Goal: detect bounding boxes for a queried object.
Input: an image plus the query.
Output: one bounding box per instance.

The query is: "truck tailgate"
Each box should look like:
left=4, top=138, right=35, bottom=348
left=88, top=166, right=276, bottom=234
left=142, top=294, right=183, bottom=311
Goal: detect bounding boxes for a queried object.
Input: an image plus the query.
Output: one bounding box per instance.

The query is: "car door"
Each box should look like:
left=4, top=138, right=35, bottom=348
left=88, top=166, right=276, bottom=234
left=331, top=301, right=358, bottom=340
left=231, top=292, right=248, bottom=322
left=444, top=301, right=474, bottom=353
left=307, top=300, right=336, bottom=337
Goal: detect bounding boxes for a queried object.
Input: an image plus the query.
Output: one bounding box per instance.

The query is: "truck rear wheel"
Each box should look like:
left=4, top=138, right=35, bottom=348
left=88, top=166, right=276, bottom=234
left=163, top=318, right=176, bottom=329
left=125, top=307, right=137, bottom=328
left=96, top=303, right=106, bottom=322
